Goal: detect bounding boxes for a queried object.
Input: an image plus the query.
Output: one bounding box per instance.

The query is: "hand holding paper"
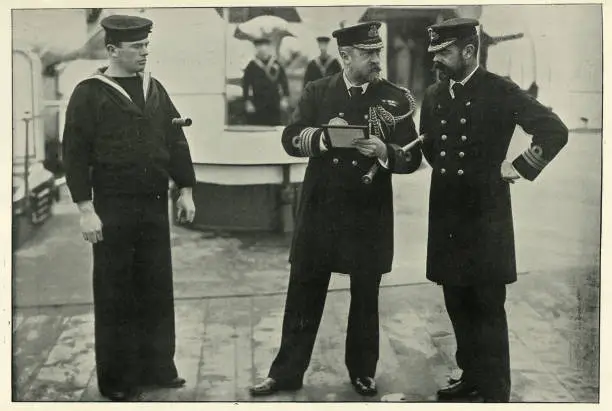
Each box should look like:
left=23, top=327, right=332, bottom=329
left=353, top=135, right=387, bottom=160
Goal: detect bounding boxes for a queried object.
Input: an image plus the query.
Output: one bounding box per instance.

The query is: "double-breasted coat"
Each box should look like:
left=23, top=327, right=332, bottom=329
left=282, top=72, right=423, bottom=277
left=419, top=68, right=568, bottom=286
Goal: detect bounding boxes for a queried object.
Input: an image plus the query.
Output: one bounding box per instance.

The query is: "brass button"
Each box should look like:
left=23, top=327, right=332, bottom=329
left=466, top=101, right=471, bottom=107
left=332, top=158, right=339, bottom=165
left=461, top=135, right=467, bottom=141
left=457, top=169, right=464, bottom=176
left=352, top=160, right=358, bottom=166
left=460, top=118, right=467, bottom=124
left=441, top=168, right=446, bottom=174
left=441, top=119, right=447, bottom=125
left=441, top=134, right=448, bottom=141
left=339, top=112, right=344, bottom=117
left=459, top=152, right=465, bottom=158
left=440, top=151, right=446, bottom=157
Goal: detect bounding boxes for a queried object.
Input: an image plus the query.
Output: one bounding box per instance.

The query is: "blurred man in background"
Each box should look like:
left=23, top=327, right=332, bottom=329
left=302, top=35, right=342, bottom=88
left=62, top=14, right=196, bottom=401
left=243, top=37, right=290, bottom=126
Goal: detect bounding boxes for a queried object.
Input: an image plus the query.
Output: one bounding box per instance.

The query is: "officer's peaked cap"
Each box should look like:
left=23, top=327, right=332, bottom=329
left=427, top=18, right=479, bottom=53
left=332, top=22, right=383, bottom=50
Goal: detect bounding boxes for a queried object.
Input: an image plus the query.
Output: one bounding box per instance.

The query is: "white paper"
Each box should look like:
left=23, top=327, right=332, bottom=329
left=324, top=127, right=367, bottom=148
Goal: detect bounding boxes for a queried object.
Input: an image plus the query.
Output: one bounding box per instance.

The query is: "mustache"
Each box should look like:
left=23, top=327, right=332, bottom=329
left=432, top=61, right=447, bottom=72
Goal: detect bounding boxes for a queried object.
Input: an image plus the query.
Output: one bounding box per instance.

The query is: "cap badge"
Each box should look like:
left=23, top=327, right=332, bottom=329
left=428, top=27, right=439, bottom=42
left=368, top=25, right=379, bottom=38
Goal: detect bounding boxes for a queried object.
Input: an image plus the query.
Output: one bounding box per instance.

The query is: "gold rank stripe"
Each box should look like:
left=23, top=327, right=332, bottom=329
left=522, top=148, right=548, bottom=170
left=299, top=127, right=318, bottom=157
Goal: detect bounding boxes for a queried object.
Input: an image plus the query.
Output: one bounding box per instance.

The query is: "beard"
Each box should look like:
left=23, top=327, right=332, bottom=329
left=349, top=65, right=381, bottom=84
left=433, top=60, right=465, bottom=81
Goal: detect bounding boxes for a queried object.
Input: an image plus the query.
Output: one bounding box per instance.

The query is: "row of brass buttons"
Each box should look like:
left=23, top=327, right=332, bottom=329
left=332, top=158, right=360, bottom=166
left=440, top=169, right=464, bottom=175
left=440, top=151, right=465, bottom=157
left=441, top=135, right=468, bottom=141
left=440, top=117, right=467, bottom=125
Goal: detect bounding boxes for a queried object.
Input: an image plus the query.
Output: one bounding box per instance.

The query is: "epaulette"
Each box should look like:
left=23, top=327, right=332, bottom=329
left=369, top=78, right=416, bottom=133
left=378, top=78, right=417, bottom=115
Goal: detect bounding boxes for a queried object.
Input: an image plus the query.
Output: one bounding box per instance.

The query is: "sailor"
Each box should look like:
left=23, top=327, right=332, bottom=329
left=62, top=14, right=196, bottom=401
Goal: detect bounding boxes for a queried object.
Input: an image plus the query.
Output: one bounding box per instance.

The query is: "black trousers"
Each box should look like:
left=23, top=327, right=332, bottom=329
left=92, top=193, right=178, bottom=393
left=247, top=105, right=281, bottom=126
left=442, top=284, right=511, bottom=402
left=268, top=266, right=383, bottom=382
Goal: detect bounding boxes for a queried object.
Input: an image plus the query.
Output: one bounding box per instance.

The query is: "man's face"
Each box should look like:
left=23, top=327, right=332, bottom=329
left=109, top=38, right=149, bottom=73
left=318, top=41, right=329, bottom=55
left=432, top=43, right=471, bottom=81
left=255, top=44, right=272, bottom=59
left=342, top=47, right=382, bottom=84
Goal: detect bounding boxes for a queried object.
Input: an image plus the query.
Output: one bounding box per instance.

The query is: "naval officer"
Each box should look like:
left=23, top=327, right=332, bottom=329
left=419, top=18, right=568, bottom=402
left=249, top=21, right=423, bottom=397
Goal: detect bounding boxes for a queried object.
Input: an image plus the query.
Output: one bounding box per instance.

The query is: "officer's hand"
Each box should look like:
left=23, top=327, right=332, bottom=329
left=79, top=208, right=103, bottom=243
left=501, top=160, right=520, bottom=183
left=280, top=97, right=289, bottom=111
left=245, top=100, right=256, bottom=114
left=176, top=188, right=196, bottom=224
left=352, top=135, right=387, bottom=160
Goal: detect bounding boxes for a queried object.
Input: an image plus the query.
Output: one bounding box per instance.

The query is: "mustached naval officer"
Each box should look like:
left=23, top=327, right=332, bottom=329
left=243, top=37, right=290, bottom=125
left=418, top=18, right=568, bottom=402
left=303, top=35, right=342, bottom=88
left=62, top=15, right=196, bottom=401
left=249, top=22, right=423, bottom=397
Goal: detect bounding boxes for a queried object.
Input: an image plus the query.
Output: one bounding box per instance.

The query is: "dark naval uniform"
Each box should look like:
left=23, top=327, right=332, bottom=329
left=303, top=55, right=342, bottom=88
left=262, top=22, right=423, bottom=392
left=242, top=56, right=289, bottom=125
left=420, top=19, right=568, bottom=402
left=62, top=17, right=195, bottom=396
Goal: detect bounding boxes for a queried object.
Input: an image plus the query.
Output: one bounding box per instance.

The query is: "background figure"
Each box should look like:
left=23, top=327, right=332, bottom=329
left=242, top=37, right=290, bottom=126
left=62, top=15, right=196, bottom=401
left=391, top=36, right=415, bottom=89
left=302, top=35, right=342, bottom=88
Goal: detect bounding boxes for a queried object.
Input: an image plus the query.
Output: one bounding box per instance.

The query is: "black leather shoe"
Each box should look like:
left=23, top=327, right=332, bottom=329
left=150, top=377, right=187, bottom=388
left=352, top=377, right=378, bottom=396
left=100, top=389, right=139, bottom=402
left=437, top=378, right=478, bottom=401
left=249, top=377, right=303, bottom=396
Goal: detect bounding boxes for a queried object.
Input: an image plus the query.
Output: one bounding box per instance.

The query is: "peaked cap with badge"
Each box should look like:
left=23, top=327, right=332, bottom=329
left=427, top=17, right=479, bottom=53
left=332, top=21, right=383, bottom=50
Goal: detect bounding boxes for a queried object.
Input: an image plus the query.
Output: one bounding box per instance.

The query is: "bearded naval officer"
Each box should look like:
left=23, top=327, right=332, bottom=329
left=418, top=18, right=568, bottom=402
left=62, top=15, right=196, bottom=401
left=248, top=21, right=423, bottom=398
